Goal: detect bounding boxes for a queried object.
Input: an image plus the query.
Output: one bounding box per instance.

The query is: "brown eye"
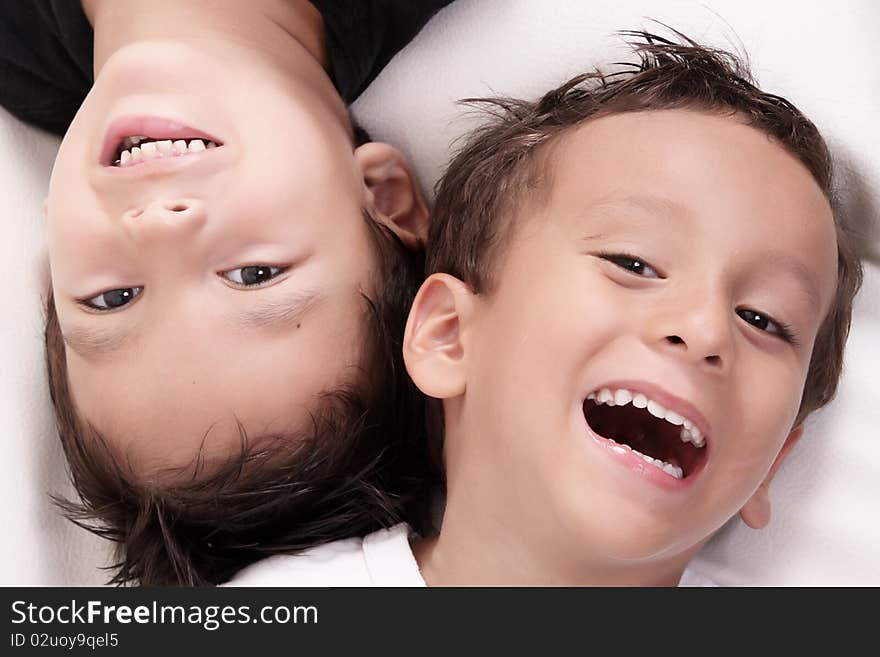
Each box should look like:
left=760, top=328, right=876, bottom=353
left=599, top=252, right=662, bottom=278
left=737, top=308, right=796, bottom=343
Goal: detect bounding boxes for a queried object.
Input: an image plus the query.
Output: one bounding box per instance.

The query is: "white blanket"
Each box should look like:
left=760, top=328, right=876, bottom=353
left=1, top=0, right=877, bottom=585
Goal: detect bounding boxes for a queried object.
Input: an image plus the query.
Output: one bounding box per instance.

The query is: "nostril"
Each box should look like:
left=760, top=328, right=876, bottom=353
left=165, top=202, right=189, bottom=212
left=667, top=335, right=684, bottom=344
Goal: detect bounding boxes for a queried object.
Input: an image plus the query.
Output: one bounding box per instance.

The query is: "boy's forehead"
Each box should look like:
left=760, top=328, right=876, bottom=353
left=544, top=109, right=830, bottom=225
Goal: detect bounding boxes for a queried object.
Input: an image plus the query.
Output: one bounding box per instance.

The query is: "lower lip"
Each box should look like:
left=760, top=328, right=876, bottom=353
left=100, top=116, right=222, bottom=166
left=584, top=419, right=700, bottom=491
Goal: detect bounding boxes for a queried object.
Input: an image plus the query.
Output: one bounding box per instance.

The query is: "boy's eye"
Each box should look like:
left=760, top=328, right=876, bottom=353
left=80, top=287, right=142, bottom=311
left=598, top=252, right=662, bottom=278
left=736, top=308, right=797, bottom=344
left=221, top=265, right=287, bottom=287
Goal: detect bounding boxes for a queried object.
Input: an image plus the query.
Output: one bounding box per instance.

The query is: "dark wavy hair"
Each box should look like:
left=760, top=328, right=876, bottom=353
left=427, top=30, right=863, bottom=431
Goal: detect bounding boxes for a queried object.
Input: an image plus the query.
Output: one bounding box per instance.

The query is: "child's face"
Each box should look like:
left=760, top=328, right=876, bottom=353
left=455, top=110, right=838, bottom=560
left=46, top=41, right=385, bottom=471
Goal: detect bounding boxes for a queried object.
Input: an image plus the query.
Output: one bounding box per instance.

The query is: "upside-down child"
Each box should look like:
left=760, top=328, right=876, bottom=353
left=230, top=33, right=862, bottom=586
left=0, top=0, right=452, bottom=585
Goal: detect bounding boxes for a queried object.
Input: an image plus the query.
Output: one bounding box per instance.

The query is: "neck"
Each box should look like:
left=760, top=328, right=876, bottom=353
left=417, top=498, right=693, bottom=587
left=81, top=0, right=329, bottom=76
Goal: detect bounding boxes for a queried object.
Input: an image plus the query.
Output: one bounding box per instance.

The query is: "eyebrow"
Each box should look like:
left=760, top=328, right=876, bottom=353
left=754, top=251, right=823, bottom=308
left=580, top=193, right=823, bottom=307
left=63, top=289, right=324, bottom=359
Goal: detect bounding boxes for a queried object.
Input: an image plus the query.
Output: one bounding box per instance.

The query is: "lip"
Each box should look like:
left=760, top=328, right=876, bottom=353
left=584, top=419, right=704, bottom=491
left=582, top=379, right=712, bottom=490
left=99, top=115, right=224, bottom=167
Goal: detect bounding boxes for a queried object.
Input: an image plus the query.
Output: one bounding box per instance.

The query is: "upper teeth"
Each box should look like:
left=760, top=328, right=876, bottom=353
left=587, top=387, right=705, bottom=447
left=115, top=137, right=217, bottom=166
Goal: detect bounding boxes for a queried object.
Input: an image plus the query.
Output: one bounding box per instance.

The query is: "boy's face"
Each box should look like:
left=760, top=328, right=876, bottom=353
left=46, top=41, right=411, bottom=471
left=451, top=110, right=838, bottom=561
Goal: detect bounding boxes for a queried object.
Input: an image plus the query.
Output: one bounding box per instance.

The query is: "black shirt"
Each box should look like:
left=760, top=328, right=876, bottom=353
left=0, top=0, right=453, bottom=136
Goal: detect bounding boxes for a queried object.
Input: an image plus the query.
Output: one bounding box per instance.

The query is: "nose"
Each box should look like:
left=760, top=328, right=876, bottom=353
left=649, top=294, right=733, bottom=371
left=121, top=198, right=206, bottom=242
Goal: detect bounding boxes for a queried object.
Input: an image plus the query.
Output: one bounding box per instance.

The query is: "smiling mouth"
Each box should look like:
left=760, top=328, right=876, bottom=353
left=582, top=389, right=709, bottom=480
left=111, top=135, right=223, bottom=167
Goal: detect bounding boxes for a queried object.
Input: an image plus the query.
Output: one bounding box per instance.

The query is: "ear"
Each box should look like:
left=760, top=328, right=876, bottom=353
left=354, top=142, right=429, bottom=249
left=739, top=424, right=804, bottom=529
left=403, top=273, right=474, bottom=399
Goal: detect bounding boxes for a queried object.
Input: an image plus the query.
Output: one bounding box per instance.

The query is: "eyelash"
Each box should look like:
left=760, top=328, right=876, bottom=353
left=595, top=251, right=800, bottom=346
left=78, top=265, right=288, bottom=312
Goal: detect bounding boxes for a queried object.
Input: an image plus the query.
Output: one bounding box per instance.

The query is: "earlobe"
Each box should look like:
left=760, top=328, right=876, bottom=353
left=403, top=274, right=473, bottom=399
left=354, top=142, right=429, bottom=249
left=739, top=424, right=804, bottom=529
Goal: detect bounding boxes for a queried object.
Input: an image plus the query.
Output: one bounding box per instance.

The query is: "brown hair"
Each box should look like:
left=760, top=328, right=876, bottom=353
left=45, top=213, right=438, bottom=586
left=427, top=31, right=863, bottom=429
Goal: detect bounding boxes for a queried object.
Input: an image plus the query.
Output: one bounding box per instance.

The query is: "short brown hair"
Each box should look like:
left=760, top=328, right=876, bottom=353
left=427, top=31, right=863, bottom=429
left=45, top=214, right=438, bottom=586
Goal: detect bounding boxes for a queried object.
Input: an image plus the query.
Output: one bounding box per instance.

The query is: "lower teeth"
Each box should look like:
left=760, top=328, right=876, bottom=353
left=627, top=446, right=683, bottom=479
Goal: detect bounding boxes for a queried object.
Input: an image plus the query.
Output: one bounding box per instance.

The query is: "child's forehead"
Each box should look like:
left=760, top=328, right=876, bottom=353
left=543, top=108, right=828, bottom=216
left=551, top=108, right=755, bottom=165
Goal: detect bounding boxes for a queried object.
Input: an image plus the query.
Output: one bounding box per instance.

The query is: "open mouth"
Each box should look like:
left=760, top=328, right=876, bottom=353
left=583, top=387, right=709, bottom=481
left=110, top=135, right=222, bottom=167
left=99, top=116, right=225, bottom=167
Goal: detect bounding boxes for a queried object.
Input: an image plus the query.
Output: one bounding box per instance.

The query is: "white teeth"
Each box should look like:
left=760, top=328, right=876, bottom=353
left=587, top=387, right=706, bottom=449
left=664, top=410, right=684, bottom=426
left=679, top=425, right=705, bottom=447
left=647, top=400, right=666, bottom=419
left=629, top=446, right=683, bottom=479
left=115, top=136, right=219, bottom=166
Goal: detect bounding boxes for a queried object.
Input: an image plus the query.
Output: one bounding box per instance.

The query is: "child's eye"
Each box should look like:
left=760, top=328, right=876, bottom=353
left=737, top=308, right=798, bottom=345
left=597, top=252, right=662, bottom=278
left=221, top=265, right=287, bottom=287
left=80, top=287, right=143, bottom=311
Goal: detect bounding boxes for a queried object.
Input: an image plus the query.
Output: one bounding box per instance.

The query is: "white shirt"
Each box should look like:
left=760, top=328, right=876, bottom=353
left=226, top=524, right=425, bottom=587
left=225, top=524, right=717, bottom=587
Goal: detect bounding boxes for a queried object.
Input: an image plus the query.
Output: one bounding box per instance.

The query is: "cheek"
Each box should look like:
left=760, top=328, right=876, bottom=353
left=47, top=166, right=102, bottom=262
left=720, top=365, right=804, bottom=486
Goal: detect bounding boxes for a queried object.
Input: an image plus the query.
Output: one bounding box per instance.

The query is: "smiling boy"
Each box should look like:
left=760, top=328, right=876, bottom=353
left=230, top=33, right=862, bottom=586
left=1, top=0, right=451, bottom=584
